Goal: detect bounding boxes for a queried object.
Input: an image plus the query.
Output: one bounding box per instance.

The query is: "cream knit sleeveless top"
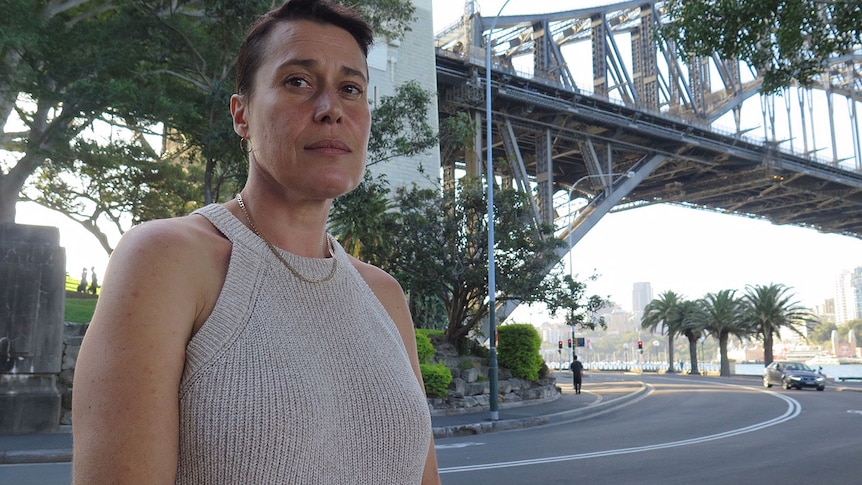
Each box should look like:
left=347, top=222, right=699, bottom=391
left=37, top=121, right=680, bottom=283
left=176, top=204, right=431, bottom=484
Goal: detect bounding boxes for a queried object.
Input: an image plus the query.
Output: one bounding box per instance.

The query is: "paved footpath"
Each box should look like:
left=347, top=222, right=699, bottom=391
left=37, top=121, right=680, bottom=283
left=3, top=372, right=859, bottom=465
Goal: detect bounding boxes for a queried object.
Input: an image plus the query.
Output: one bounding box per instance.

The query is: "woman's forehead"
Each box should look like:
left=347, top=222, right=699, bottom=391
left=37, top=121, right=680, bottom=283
left=261, top=20, right=366, bottom=71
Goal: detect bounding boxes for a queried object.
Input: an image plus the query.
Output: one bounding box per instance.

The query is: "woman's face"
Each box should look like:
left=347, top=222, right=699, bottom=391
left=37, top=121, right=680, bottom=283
left=231, top=20, right=371, bottom=202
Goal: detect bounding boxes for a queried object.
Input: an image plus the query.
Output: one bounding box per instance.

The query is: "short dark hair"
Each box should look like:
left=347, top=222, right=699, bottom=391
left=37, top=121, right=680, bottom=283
left=236, top=0, right=374, bottom=97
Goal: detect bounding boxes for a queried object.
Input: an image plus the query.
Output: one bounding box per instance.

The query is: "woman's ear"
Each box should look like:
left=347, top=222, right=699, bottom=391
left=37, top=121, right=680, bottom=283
left=230, top=94, right=249, bottom=138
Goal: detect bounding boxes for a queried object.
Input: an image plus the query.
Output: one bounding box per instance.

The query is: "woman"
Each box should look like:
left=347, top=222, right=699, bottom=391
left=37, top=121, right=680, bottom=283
left=72, top=0, right=440, bottom=483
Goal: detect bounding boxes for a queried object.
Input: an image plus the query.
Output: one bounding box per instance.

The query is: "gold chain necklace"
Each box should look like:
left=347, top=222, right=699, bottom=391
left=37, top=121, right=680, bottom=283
left=236, top=193, right=337, bottom=284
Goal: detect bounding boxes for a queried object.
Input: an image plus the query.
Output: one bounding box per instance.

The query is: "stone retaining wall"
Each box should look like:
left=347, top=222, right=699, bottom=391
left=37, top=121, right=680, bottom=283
left=60, top=322, right=88, bottom=425
left=428, top=341, right=560, bottom=415
left=56, top=323, right=558, bottom=426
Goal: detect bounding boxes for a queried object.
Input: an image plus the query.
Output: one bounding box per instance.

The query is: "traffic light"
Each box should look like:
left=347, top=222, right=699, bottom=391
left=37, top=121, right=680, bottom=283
left=567, top=339, right=573, bottom=348
left=558, top=340, right=563, bottom=350
left=637, top=340, right=644, bottom=352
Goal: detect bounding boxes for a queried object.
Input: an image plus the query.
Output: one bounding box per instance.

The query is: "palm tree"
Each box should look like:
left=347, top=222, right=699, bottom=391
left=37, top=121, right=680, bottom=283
left=702, top=290, right=750, bottom=376
left=641, top=291, right=682, bottom=373
left=743, top=284, right=816, bottom=365
left=677, top=300, right=706, bottom=375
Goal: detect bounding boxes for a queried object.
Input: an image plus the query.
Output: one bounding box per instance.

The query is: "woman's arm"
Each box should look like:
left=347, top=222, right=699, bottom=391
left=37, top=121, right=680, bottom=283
left=72, top=217, right=224, bottom=484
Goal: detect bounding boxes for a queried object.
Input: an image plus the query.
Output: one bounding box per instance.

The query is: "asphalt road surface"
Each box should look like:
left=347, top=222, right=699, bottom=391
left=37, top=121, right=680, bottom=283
left=3, top=373, right=860, bottom=484
left=436, top=373, right=862, bottom=485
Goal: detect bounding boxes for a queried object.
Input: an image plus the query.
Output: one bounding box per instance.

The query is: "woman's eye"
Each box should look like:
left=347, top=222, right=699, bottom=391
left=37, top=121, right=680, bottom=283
left=343, top=84, right=363, bottom=96
left=286, top=77, right=310, bottom=88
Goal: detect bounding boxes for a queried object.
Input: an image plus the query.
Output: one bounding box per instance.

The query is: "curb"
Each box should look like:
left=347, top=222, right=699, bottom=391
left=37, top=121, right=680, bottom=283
left=0, top=448, right=72, bottom=465
left=432, top=381, right=649, bottom=439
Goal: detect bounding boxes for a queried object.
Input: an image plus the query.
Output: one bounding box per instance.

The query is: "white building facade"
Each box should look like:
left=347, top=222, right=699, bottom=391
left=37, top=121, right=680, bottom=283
left=365, top=0, right=440, bottom=190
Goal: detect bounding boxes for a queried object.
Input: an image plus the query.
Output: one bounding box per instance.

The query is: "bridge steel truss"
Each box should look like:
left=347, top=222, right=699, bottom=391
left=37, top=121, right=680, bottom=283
left=435, top=0, right=862, bottom=320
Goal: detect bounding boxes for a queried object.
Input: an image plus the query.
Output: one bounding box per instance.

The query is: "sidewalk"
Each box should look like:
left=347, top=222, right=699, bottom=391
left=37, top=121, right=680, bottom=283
left=2, top=373, right=859, bottom=464
left=432, top=373, right=648, bottom=439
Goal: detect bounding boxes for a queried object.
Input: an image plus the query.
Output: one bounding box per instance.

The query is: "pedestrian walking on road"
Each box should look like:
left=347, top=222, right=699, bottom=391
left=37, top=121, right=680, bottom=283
left=570, top=355, right=584, bottom=394
left=71, top=1, right=439, bottom=484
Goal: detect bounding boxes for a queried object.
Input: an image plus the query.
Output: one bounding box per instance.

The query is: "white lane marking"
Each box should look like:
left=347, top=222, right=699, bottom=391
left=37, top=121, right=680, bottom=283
left=848, top=410, right=862, bottom=415
left=436, top=442, right=486, bottom=449
left=439, top=381, right=802, bottom=474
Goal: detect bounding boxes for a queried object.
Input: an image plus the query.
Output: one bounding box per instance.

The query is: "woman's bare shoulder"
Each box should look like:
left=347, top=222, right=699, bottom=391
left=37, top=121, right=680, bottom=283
left=99, top=212, right=231, bottom=331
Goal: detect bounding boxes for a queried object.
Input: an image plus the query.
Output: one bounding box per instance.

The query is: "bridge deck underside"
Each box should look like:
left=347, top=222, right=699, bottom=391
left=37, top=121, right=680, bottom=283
left=437, top=54, right=862, bottom=239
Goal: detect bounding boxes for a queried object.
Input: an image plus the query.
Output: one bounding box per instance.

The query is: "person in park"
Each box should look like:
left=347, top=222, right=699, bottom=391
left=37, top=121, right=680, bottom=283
left=76, top=267, right=87, bottom=293
left=71, top=0, right=440, bottom=483
left=87, top=267, right=98, bottom=295
left=570, top=355, right=584, bottom=394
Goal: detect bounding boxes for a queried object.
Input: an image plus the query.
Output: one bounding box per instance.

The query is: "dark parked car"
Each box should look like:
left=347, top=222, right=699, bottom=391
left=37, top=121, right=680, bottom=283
left=763, top=361, right=826, bottom=391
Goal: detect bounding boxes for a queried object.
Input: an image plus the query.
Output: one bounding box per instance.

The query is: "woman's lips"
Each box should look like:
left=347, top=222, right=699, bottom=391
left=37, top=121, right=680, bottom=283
left=305, top=139, right=351, bottom=153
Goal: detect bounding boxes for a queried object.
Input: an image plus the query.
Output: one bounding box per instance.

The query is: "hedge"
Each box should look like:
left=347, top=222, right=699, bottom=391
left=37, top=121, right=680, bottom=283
left=420, top=363, right=452, bottom=398
left=497, top=323, right=544, bottom=381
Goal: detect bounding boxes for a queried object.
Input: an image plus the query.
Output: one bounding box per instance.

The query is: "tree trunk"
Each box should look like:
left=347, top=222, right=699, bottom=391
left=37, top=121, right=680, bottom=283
left=719, top=331, right=731, bottom=376
left=763, top=332, right=774, bottom=365
left=688, top=335, right=699, bottom=375
left=666, top=333, right=675, bottom=372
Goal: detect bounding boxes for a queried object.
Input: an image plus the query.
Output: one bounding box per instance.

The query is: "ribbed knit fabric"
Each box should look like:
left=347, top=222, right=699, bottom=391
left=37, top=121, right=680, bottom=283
left=176, top=204, right=432, bottom=484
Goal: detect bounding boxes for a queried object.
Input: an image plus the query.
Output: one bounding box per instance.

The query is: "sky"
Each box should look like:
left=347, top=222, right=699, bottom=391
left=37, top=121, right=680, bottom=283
left=13, top=0, right=862, bottom=314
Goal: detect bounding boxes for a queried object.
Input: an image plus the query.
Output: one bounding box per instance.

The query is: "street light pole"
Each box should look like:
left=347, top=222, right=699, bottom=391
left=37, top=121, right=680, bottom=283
left=486, top=0, right=512, bottom=422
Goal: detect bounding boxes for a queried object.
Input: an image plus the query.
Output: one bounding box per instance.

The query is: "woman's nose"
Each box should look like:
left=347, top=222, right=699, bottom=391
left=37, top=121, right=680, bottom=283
left=313, top=90, right=343, bottom=124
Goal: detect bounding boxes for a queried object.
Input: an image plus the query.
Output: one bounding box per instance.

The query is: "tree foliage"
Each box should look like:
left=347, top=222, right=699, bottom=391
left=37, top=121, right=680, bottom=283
left=367, top=80, right=437, bottom=167
left=332, top=174, right=608, bottom=344
left=660, top=0, right=862, bottom=92
left=641, top=290, right=683, bottom=373
left=742, top=283, right=815, bottom=365
left=701, top=289, right=748, bottom=376
left=2, top=0, right=417, bottom=249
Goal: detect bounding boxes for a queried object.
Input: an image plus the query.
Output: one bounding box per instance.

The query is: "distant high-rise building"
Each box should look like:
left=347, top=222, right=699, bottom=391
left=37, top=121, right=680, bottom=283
left=632, top=282, right=653, bottom=317
left=835, top=267, right=862, bottom=324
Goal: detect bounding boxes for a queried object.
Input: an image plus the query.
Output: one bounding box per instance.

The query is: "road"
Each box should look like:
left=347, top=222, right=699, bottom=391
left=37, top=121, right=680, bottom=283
left=3, top=373, right=860, bottom=484
left=436, top=373, right=862, bottom=485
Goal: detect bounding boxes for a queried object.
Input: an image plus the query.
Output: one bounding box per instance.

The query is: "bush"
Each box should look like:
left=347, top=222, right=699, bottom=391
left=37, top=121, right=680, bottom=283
left=420, top=363, right=452, bottom=398
left=497, top=323, right=544, bottom=381
left=415, top=330, right=436, bottom=365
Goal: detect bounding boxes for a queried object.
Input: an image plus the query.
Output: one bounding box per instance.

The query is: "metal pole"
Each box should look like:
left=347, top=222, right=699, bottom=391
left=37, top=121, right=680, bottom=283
left=486, top=0, right=512, bottom=422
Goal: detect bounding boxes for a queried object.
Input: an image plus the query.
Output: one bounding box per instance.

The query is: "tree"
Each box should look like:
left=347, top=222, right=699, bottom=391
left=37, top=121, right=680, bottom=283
left=3, top=0, right=418, bottom=249
left=743, top=283, right=816, bottom=365
left=702, top=289, right=750, bottom=376
left=25, top=140, right=203, bottom=254
left=365, top=177, right=607, bottom=346
left=641, top=290, right=682, bottom=373
left=807, top=320, right=837, bottom=346
left=1, top=0, right=171, bottom=223
left=677, top=299, right=707, bottom=375
left=660, top=0, right=862, bottom=93
left=367, top=80, right=436, bottom=167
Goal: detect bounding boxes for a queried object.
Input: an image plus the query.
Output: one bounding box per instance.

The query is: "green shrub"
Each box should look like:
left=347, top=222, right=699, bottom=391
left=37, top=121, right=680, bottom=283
left=415, top=331, right=436, bottom=364
left=497, top=323, right=544, bottom=381
left=420, top=363, right=452, bottom=398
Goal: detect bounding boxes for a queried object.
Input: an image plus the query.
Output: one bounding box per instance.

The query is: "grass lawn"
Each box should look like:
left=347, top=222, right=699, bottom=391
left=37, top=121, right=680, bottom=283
left=65, top=276, right=98, bottom=323
left=65, top=297, right=97, bottom=323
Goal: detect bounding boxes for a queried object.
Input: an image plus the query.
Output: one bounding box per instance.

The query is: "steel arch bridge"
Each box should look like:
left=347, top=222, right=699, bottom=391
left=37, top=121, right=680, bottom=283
left=434, top=0, right=862, bottom=259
